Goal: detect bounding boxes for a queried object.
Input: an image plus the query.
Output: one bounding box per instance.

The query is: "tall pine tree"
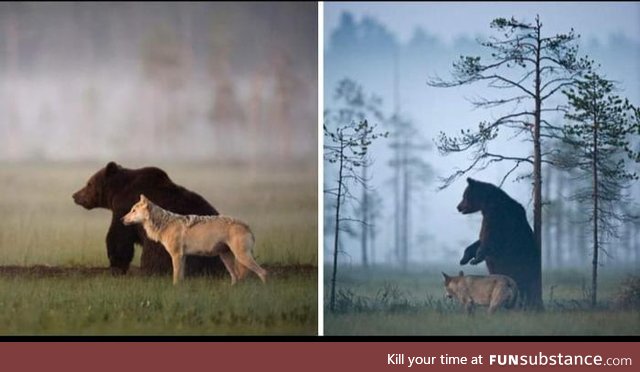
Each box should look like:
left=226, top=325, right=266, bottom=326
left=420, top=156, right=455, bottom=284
left=560, top=71, right=640, bottom=307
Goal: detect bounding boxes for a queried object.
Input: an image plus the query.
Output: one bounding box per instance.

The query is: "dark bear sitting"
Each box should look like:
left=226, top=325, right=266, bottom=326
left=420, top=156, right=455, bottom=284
left=456, top=178, right=542, bottom=309
left=72, top=161, right=224, bottom=276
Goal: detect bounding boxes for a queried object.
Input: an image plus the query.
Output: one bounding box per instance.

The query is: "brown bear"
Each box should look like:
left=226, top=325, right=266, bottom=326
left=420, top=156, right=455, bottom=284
left=457, top=178, right=542, bottom=309
left=72, top=161, right=224, bottom=276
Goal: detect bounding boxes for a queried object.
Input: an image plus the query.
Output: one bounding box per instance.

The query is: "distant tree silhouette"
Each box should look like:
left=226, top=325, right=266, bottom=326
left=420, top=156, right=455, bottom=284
left=330, top=13, right=358, bottom=54
left=386, top=114, right=433, bottom=270
left=330, top=12, right=397, bottom=58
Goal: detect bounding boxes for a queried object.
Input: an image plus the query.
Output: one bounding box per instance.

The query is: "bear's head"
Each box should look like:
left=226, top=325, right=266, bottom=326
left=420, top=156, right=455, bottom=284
left=456, top=178, right=486, bottom=214
left=72, top=161, right=122, bottom=209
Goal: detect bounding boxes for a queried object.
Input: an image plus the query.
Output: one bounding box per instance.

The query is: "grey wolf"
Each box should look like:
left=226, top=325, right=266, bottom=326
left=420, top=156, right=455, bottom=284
left=122, top=194, right=267, bottom=285
left=443, top=270, right=518, bottom=314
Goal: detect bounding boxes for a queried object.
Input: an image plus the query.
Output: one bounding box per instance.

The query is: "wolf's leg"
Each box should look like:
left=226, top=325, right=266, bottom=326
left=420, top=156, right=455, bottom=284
left=487, top=303, right=496, bottom=314
left=235, top=253, right=267, bottom=283
left=488, top=292, right=501, bottom=314
left=465, top=300, right=475, bottom=315
left=171, top=254, right=185, bottom=285
left=234, top=260, right=249, bottom=280
left=460, top=240, right=480, bottom=265
left=231, top=236, right=267, bottom=283
left=179, top=255, right=186, bottom=281
left=219, top=251, right=238, bottom=285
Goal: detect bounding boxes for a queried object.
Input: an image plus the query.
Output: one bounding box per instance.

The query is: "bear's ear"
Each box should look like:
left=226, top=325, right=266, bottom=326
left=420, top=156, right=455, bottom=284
left=466, top=178, right=476, bottom=185
left=105, top=161, right=121, bottom=176
left=458, top=270, right=464, bottom=277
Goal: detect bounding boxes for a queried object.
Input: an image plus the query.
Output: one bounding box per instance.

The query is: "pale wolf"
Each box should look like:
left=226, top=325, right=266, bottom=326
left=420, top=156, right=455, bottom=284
left=122, top=194, right=267, bottom=285
left=442, top=271, right=518, bottom=314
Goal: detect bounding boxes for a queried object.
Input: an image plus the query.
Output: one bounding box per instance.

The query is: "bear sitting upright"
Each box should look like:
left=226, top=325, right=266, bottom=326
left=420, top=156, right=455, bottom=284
left=456, top=177, right=542, bottom=309
left=73, top=161, right=224, bottom=276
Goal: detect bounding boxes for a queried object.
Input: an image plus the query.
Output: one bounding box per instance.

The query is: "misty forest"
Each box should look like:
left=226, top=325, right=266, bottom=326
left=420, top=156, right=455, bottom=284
left=0, top=2, right=316, bottom=163
left=324, top=9, right=640, bottom=335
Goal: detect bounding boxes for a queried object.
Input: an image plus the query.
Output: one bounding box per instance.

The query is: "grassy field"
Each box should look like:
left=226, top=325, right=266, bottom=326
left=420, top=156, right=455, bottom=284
left=324, top=265, right=640, bottom=336
left=0, top=162, right=317, bottom=335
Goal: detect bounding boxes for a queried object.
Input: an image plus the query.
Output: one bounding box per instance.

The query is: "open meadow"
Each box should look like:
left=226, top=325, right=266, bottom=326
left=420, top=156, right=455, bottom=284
left=324, top=265, right=640, bottom=336
left=0, top=162, right=317, bottom=335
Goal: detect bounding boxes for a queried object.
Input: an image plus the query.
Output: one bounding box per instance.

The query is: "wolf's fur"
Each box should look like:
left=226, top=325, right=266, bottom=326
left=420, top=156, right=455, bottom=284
left=122, top=194, right=267, bottom=285
left=442, top=271, right=517, bottom=314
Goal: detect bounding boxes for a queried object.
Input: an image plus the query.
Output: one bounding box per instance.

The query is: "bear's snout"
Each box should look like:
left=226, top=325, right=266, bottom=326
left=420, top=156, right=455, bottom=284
left=72, top=189, right=91, bottom=209
left=72, top=190, right=83, bottom=205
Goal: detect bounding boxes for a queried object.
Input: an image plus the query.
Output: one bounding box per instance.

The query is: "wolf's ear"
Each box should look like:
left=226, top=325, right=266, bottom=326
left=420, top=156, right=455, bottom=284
left=442, top=272, right=450, bottom=282
left=106, top=161, right=121, bottom=176
left=458, top=270, right=464, bottom=277
left=140, top=194, right=147, bottom=202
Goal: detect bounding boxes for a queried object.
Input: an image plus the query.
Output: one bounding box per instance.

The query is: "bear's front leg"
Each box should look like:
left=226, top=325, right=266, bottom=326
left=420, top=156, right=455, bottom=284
left=460, top=240, right=480, bottom=265
left=469, top=246, right=487, bottom=265
left=106, top=216, right=136, bottom=275
left=470, top=229, right=494, bottom=265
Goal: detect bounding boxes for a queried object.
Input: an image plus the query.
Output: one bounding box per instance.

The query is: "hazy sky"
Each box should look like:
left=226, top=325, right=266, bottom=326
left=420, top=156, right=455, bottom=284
left=324, top=2, right=640, bottom=47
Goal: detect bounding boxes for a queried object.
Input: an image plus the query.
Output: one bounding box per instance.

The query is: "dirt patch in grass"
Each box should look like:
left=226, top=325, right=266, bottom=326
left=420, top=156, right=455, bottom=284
left=0, top=264, right=316, bottom=279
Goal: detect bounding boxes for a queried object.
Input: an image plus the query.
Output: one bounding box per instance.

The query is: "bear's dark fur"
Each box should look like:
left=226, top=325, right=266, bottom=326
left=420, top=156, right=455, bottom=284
left=457, top=178, right=542, bottom=309
left=73, top=161, right=224, bottom=276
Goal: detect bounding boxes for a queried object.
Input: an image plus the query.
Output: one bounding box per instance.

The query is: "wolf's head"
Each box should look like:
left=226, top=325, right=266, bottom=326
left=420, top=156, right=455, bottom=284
left=442, top=271, right=464, bottom=299
left=122, top=194, right=151, bottom=225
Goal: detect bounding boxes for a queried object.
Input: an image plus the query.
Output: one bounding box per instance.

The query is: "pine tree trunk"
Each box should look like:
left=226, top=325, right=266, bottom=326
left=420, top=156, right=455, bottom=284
left=555, top=173, right=564, bottom=268
left=591, top=112, right=599, bottom=309
left=568, top=204, right=577, bottom=267
left=369, top=219, right=376, bottom=266
left=543, top=166, right=552, bottom=269
left=531, top=16, right=544, bottom=309
left=402, top=140, right=409, bottom=271
left=361, top=163, right=369, bottom=267
left=394, top=141, right=401, bottom=266
left=330, top=141, right=344, bottom=312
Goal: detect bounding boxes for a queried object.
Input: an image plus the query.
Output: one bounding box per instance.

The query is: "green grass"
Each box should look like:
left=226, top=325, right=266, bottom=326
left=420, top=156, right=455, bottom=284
left=324, top=265, right=640, bottom=336
left=0, top=162, right=317, bottom=335
left=0, top=274, right=315, bottom=335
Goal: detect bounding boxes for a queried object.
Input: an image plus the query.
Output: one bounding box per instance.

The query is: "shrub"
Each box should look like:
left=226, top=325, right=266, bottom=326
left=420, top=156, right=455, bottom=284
left=614, top=276, right=640, bottom=310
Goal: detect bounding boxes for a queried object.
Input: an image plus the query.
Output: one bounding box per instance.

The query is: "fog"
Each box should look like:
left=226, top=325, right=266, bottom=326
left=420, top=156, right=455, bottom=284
left=324, top=3, right=640, bottom=268
left=0, top=2, right=317, bottom=163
